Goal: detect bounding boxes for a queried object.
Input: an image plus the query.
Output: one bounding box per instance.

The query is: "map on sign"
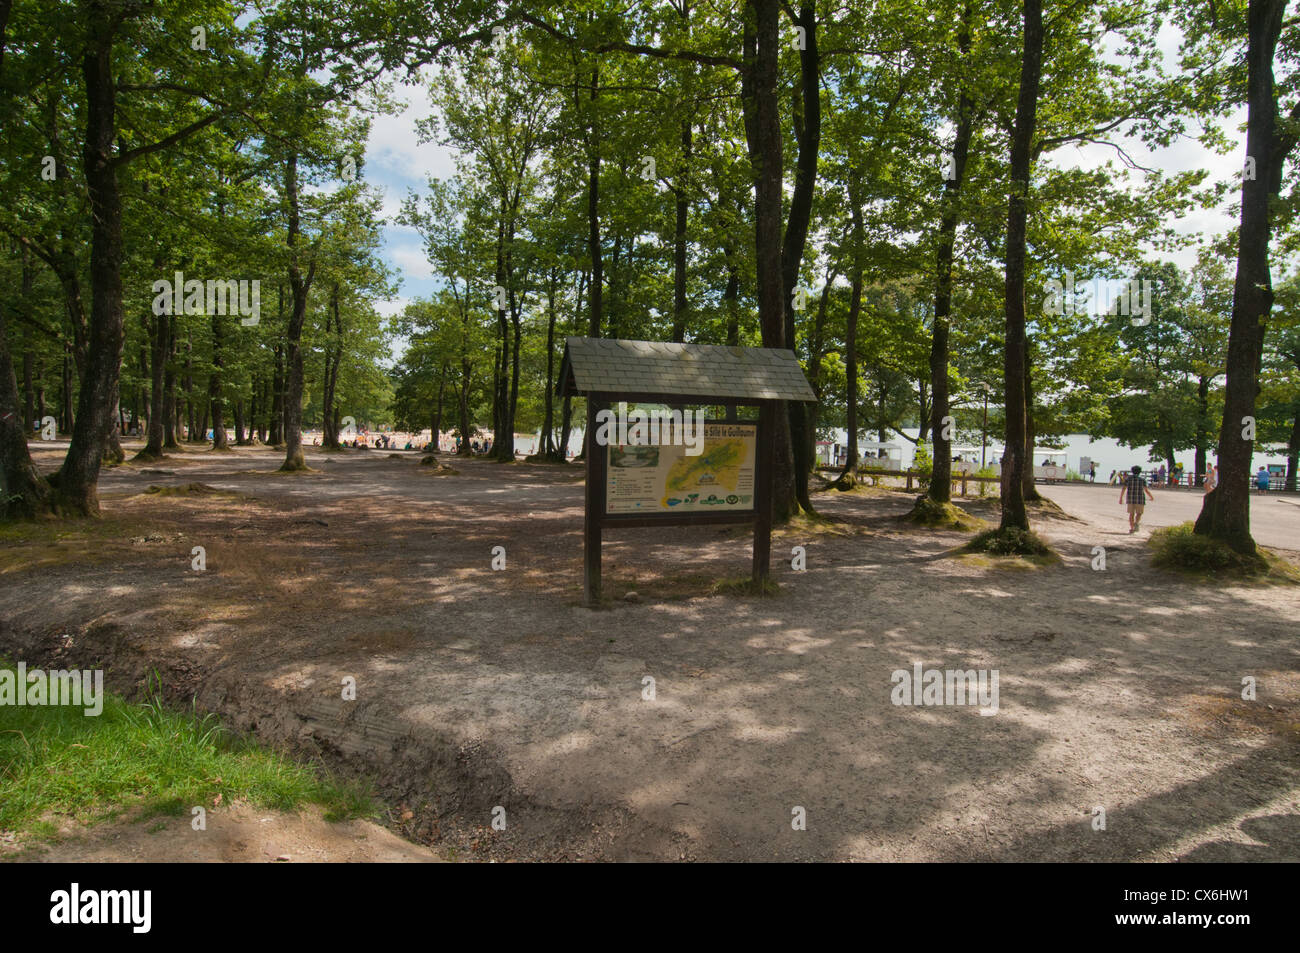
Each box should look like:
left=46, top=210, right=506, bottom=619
left=606, top=422, right=757, bottom=515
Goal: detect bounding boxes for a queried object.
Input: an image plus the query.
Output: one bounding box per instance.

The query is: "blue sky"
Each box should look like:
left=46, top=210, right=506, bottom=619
left=362, top=77, right=459, bottom=323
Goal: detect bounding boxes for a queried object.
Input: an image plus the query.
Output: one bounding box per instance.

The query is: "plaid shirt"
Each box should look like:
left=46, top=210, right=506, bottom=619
left=1123, top=474, right=1148, bottom=504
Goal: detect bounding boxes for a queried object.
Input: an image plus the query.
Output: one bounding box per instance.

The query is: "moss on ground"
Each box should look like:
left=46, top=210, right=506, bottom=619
left=900, top=495, right=989, bottom=531
left=1149, top=522, right=1299, bottom=584
left=712, top=576, right=781, bottom=597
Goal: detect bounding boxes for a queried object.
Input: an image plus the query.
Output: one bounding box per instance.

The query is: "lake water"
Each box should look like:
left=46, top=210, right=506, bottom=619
left=827, top=429, right=1291, bottom=476
left=539, top=425, right=1290, bottom=476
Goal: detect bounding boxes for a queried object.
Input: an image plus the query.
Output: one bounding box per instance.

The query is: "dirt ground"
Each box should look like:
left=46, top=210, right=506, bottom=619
left=3, top=803, right=444, bottom=863
left=2, top=440, right=1299, bottom=862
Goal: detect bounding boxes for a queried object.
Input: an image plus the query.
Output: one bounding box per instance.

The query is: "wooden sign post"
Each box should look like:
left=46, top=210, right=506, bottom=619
left=559, top=338, right=814, bottom=608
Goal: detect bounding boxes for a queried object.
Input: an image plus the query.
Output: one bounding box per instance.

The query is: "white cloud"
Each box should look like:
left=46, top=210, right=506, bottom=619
left=367, top=78, right=460, bottom=184
left=374, top=295, right=412, bottom=318
left=389, top=244, right=433, bottom=280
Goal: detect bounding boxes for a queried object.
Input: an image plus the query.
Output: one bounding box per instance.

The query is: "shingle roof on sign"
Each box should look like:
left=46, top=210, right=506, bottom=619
left=559, top=337, right=816, bottom=402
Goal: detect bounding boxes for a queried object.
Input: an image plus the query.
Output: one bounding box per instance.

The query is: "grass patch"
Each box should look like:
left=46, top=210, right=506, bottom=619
left=1149, top=522, right=1298, bottom=583
left=712, top=576, right=781, bottom=597
left=0, top=668, right=373, bottom=841
left=900, top=495, right=989, bottom=532
left=958, top=526, right=1060, bottom=568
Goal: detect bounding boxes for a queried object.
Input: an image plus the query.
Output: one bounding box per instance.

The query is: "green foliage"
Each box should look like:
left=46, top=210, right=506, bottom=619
left=1, top=0, right=1295, bottom=532
left=912, top=442, right=933, bottom=486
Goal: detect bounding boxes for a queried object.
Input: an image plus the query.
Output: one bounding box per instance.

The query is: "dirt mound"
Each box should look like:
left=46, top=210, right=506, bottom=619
left=144, top=482, right=222, bottom=496
left=962, top=526, right=1055, bottom=558
left=419, top=455, right=459, bottom=475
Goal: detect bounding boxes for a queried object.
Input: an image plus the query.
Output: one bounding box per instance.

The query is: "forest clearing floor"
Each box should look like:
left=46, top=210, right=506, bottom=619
left=2, top=440, right=1299, bottom=862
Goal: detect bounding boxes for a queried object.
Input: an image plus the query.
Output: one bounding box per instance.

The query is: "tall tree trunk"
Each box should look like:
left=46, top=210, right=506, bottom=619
left=566, top=270, right=585, bottom=460
left=162, top=313, right=178, bottom=448
left=184, top=330, right=198, bottom=442
left=840, top=240, right=862, bottom=483
left=210, top=311, right=228, bottom=449
left=586, top=65, right=603, bottom=338
left=1021, top=344, right=1042, bottom=501
left=457, top=370, right=472, bottom=454
left=281, top=154, right=313, bottom=472
left=671, top=121, right=691, bottom=343
left=22, top=349, right=35, bottom=431
left=61, top=348, right=74, bottom=433
left=999, top=0, right=1043, bottom=534
left=1285, top=401, right=1299, bottom=492
left=135, top=339, right=149, bottom=433
left=252, top=376, right=264, bottom=443
left=1194, top=373, right=1210, bottom=484
left=780, top=0, right=822, bottom=515
left=927, top=12, right=973, bottom=505
left=0, top=307, right=51, bottom=517
left=50, top=11, right=126, bottom=515
left=104, top=398, right=124, bottom=463
left=743, top=0, right=796, bottom=521
left=1195, top=0, right=1290, bottom=554
left=542, top=268, right=557, bottom=457
left=270, top=337, right=283, bottom=446
left=559, top=393, right=572, bottom=460
left=491, top=213, right=507, bottom=454
left=322, top=283, right=341, bottom=449
left=431, top=364, right=446, bottom=451
left=807, top=264, right=834, bottom=468
left=724, top=251, right=740, bottom=422
left=492, top=211, right=521, bottom=462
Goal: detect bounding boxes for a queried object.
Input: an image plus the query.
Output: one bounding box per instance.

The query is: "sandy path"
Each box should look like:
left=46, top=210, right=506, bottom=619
left=1039, top=481, right=1300, bottom=550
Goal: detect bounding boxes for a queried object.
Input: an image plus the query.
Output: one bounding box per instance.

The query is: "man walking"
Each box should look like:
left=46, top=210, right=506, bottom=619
left=1119, top=464, right=1155, bottom=534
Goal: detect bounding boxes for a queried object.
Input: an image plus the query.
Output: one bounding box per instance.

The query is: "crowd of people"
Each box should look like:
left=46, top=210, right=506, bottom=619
left=305, top=429, right=506, bottom=456
left=1102, top=462, right=1280, bottom=493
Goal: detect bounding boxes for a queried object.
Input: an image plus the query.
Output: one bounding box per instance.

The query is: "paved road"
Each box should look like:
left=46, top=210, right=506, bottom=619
left=1038, top=481, right=1300, bottom=552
